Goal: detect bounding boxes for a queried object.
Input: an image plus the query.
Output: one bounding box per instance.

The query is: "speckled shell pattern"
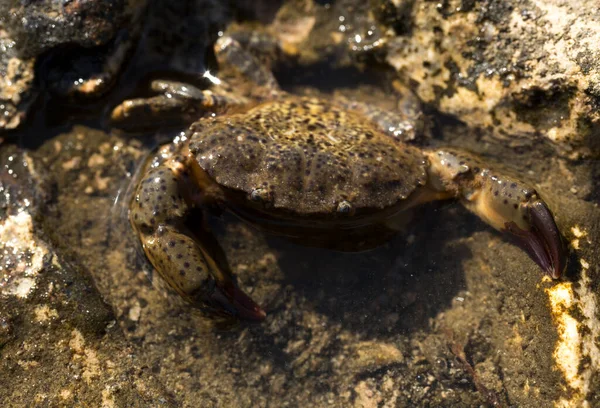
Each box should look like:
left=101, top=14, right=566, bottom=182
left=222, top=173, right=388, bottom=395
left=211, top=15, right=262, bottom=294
left=188, top=96, right=428, bottom=216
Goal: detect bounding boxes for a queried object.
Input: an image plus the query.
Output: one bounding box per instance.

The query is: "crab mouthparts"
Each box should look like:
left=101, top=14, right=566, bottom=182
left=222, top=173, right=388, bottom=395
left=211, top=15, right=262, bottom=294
left=503, top=201, right=566, bottom=279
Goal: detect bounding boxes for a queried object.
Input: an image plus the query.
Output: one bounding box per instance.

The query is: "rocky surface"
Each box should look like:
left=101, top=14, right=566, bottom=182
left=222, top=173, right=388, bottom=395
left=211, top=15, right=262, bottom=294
left=0, top=0, right=599, bottom=407
left=381, top=0, right=600, bottom=159
left=0, top=0, right=145, bottom=130
left=272, top=0, right=600, bottom=158
left=0, top=144, right=174, bottom=406
left=0, top=29, right=36, bottom=130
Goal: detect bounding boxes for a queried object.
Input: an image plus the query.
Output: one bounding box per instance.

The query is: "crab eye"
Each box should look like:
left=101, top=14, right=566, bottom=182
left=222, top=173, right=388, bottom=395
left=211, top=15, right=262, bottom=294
left=250, top=188, right=270, bottom=203
left=337, top=200, right=353, bottom=214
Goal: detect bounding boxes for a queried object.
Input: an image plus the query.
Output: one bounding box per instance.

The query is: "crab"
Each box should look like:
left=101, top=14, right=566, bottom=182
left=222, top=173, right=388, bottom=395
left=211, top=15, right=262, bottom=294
left=114, top=31, right=567, bottom=321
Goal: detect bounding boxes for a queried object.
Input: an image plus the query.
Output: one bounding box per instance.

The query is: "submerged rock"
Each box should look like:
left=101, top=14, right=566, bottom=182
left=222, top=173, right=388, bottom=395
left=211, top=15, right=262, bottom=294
left=0, top=144, right=175, bottom=405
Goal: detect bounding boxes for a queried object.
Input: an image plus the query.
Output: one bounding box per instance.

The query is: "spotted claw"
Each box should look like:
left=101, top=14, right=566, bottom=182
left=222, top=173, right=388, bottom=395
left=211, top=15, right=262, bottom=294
left=503, top=200, right=566, bottom=279
left=425, top=149, right=567, bottom=278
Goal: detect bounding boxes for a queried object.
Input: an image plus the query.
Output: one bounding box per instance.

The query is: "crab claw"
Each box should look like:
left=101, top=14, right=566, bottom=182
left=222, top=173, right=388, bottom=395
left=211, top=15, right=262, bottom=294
left=503, top=200, right=566, bottom=279
left=468, top=184, right=567, bottom=279
left=211, top=282, right=266, bottom=321
left=424, top=149, right=567, bottom=278
left=462, top=179, right=566, bottom=278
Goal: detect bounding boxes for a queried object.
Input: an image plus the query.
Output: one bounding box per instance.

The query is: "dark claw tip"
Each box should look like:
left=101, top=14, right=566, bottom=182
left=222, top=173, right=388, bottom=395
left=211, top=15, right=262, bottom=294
left=504, top=201, right=567, bottom=279
left=214, top=283, right=266, bottom=321
left=529, top=201, right=566, bottom=279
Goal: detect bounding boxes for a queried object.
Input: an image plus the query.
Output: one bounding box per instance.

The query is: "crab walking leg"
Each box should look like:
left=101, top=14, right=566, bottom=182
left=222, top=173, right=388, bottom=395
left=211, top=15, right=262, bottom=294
left=334, top=84, right=424, bottom=143
left=130, top=155, right=265, bottom=320
left=110, top=80, right=249, bottom=130
left=424, top=149, right=567, bottom=279
left=149, top=80, right=250, bottom=108
left=214, top=35, right=281, bottom=95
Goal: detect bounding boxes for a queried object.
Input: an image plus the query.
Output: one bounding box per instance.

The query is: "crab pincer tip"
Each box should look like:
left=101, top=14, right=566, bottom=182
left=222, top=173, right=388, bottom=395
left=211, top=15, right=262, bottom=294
left=504, top=200, right=566, bottom=279
left=214, top=282, right=266, bottom=321
left=529, top=201, right=566, bottom=279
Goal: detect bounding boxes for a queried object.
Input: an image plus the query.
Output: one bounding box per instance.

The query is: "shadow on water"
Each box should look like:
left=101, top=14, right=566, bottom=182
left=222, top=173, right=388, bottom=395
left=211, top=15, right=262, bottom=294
left=278, top=209, right=470, bottom=335
left=229, top=202, right=473, bottom=340
left=196, top=202, right=475, bottom=373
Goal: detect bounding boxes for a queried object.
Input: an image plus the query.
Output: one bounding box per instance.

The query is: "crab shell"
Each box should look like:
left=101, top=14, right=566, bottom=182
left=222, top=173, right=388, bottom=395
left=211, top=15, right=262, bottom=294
left=189, top=97, right=427, bottom=221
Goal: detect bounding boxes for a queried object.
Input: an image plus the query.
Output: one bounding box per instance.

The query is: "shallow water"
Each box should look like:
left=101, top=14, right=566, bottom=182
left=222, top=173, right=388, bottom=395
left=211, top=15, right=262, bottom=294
left=1, top=1, right=599, bottom=407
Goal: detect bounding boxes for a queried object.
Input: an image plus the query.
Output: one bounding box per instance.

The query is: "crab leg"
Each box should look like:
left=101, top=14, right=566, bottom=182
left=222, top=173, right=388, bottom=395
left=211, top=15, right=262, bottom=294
left=130, top=152, right=265, bottom=320
left=214, top=34, right=281, bottom=94
left=424, top=149, right=567, bottom=278
left=110, top=80, right=249, bottom=130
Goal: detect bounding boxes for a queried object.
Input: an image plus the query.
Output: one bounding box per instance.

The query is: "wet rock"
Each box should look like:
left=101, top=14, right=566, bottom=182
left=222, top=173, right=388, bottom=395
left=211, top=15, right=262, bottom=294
left=0, top=1, right=598, bottom=406
left=0, top=0, right=127, bottom=58
left=0, top=144, right=174, bottom=405
left=0, top=31, right=35, bottom=129
left=275, top=0, right=600, bottom=157
left=0, top=0, right=146, bottom=129
left=380, top=0, right=600, bottom=158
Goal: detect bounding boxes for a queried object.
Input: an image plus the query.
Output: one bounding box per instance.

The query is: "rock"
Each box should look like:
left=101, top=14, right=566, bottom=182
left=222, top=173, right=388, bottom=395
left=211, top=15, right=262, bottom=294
left=0, top=0, right=146, bottom=129
left=0, top=144, right=175, bottom=405
left=0, top=1, right=598, bottom=406
left=380, top=0, right=600, bottom=158
left=0, top=0, right=128, bottom=58
left=0, top=31, right=35, bottom=129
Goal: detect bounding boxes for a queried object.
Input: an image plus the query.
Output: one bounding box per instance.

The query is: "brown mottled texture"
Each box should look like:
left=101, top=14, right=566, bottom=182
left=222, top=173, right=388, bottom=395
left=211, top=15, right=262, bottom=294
left=380, top=0, right=600, bottom=158
left=190, top=96, right=427, bottom=214
left=131, top=156, right=224, bottom=309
